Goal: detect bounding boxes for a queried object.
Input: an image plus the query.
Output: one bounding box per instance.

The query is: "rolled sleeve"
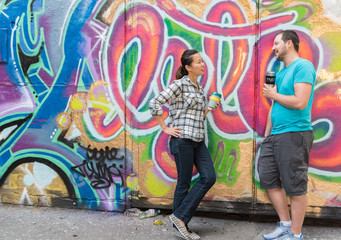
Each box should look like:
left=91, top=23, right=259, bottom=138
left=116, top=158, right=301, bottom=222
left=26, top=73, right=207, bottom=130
left=149, top=81, right=182, bottom=116
left=149, top=98, right=163, bottom=116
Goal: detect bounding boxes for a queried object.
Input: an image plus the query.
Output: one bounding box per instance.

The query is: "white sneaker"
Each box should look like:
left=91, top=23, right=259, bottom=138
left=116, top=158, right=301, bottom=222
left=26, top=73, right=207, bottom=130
left=169, top=214, right=191, bottom=240
left=175, top=228, right=201, bottom=240
left=187, top=229, right=200, bottom=240
left=263, top=222, right=290, bottom=240
left=277, top=231, right=303, bottom=240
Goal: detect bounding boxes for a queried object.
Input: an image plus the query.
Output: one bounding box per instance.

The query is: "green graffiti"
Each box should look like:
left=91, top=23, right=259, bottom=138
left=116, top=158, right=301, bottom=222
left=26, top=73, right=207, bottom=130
left=164, top=18, right=202, bottom=51
left=122, top=41, right=139, bottom=92
left=313, top=121, right=330, bottom=141
left=207, top=124, right=249, bottom=186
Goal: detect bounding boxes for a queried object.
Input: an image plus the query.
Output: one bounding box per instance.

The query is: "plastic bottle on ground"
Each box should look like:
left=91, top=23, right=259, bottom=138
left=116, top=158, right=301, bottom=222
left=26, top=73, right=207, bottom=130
left=124, top=208, right=142, bottom=217
left=138, top=209, right=161, bottom=219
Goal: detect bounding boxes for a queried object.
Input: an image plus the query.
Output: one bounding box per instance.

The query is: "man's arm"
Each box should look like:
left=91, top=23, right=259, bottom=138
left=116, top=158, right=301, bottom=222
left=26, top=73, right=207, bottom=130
left=264, top=103, right=273, bottom=137
left=263, top=82, right=312, bottom=110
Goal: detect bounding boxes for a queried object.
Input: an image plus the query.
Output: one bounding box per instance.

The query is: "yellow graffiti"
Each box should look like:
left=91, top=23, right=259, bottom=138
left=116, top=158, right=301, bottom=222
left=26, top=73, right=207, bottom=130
left=0, top=162, right=69, bottom=206
left=145, top=168, right=172, bottom=197
left=56, top=80, right=124, bottom=149
left=126, top=175, right=138, bottom=189
left=70, top=93, right=87, bottom=113
left=56, top=112, right=72, bottom=130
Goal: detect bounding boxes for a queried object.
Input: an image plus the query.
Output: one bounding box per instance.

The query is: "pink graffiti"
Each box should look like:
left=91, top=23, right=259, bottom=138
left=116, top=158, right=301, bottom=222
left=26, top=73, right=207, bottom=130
left=107, top=4, right=166, bottom=130
left=100, top=1, right=334, bottom=179
left=106, top=1, right=296, bottom=131
left=310, top=81, right=341, bottom=171
left=203, top=1, right=250, bottom=134
left=239, top=30, right=321, bottom=135
left=155, top=0, right=296, bottom=37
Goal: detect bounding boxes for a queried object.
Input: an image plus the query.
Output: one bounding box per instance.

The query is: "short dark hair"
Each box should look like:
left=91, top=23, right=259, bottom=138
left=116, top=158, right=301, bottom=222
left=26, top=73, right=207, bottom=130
left=175, top=49, right=198, bottom=79
left=276, top=30, right=300, bottom=52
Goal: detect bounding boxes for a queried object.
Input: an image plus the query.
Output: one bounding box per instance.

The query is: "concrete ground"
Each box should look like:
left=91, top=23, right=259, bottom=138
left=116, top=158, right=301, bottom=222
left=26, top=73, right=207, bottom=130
left=0, top=204, right=340, bottom=240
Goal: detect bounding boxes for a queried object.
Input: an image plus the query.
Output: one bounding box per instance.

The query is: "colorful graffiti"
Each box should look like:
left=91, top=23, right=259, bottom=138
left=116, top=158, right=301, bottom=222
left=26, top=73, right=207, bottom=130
left=0, top=0, right=341, bottom=214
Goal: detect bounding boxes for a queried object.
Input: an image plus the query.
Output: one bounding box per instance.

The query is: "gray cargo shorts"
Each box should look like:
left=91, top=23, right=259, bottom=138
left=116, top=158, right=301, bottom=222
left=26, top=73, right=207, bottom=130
left=259, top=131, right=314, bottom=196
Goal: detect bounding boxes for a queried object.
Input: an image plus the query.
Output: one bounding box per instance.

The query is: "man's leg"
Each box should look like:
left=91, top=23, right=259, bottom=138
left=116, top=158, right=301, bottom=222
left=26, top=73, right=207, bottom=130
left=260, top=136, right=292, bottom=239
left=287, top=131, right=313, bottom=235
left=290, top=194, right=307, bottom=235
left=278, top=131, right=313, bottom=236
left=259, top=136, right=290, bottom=221
left=266, top=188, right=291, bottom=221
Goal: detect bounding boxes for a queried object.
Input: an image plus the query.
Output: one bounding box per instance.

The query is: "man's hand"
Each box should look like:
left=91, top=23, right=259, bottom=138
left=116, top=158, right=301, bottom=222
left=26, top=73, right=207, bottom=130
left=263, top=84, right=278, bottom=100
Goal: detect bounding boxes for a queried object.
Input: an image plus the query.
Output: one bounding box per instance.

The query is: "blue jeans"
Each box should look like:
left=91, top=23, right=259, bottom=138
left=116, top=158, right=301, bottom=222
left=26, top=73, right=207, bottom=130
left=169, top=138, right=216, bottom=224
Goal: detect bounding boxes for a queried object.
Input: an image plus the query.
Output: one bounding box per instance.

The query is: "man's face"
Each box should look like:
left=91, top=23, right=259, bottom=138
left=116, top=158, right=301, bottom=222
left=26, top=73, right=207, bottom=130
left=272, top=33, right=287, bottom=61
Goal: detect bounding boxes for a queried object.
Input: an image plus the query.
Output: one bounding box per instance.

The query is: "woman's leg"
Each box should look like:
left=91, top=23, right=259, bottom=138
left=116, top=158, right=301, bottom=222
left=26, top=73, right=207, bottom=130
left=174, top=141, right=216, bottom=224
left=170, top=138, right=195, bottom=217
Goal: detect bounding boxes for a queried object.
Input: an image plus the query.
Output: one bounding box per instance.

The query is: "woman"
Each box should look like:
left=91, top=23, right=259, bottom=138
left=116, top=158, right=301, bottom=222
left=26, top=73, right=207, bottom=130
left=149, top=49, right=216, bottom=240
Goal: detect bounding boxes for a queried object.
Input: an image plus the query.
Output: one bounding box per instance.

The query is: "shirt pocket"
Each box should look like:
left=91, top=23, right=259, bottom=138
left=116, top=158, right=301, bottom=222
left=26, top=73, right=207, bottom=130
left=183, top=92, right=206, bottom=110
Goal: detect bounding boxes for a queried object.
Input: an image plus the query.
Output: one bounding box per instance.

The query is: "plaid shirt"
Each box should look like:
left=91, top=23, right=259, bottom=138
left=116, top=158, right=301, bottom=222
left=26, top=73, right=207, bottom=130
left=149, top=76, right=207, bottom=142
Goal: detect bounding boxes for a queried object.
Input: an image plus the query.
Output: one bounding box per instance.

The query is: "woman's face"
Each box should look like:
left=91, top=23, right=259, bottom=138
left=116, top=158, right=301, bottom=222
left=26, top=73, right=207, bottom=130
left=186, top=53, right=205, bottom=77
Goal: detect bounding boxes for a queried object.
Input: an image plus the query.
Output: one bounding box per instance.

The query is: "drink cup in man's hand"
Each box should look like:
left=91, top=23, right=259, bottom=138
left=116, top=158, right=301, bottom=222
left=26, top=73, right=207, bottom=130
left=265, top=71, right=276, bottom=86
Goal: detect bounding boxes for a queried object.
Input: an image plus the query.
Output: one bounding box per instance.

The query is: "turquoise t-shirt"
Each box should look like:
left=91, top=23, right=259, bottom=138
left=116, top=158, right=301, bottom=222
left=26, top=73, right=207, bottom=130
left=271, top=58, right=316, bottom=134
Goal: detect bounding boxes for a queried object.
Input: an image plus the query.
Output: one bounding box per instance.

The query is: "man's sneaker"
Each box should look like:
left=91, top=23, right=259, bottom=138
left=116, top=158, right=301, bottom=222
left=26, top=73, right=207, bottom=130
left=263, top=222, right=290, bottom=240
left=276, top=231, right=303, bottom=240
left=169, top=214, right=191, bottom=240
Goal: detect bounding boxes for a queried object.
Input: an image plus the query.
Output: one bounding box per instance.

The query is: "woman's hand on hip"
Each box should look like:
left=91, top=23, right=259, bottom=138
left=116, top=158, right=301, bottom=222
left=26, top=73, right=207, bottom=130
left=163, top=127, right=183, bottom=137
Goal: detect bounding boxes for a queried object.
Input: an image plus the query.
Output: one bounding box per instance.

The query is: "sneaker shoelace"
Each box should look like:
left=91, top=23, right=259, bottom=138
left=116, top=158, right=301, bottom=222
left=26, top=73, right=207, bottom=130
left=279, top=231, right=302, bottom=240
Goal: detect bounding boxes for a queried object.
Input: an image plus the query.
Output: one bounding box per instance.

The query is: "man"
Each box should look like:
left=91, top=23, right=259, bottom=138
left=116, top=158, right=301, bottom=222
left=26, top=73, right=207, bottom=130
left=260, top=30, right=316, bottom=240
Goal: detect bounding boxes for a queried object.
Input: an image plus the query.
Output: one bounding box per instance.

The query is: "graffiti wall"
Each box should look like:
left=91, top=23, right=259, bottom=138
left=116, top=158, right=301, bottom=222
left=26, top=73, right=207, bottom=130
left=0, top=0, right=340, bottom=217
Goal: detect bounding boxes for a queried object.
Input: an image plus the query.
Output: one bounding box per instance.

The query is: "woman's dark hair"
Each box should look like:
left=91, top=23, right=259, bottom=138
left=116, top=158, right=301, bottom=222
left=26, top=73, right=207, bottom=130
left=175, top=49, right=199, bottom=79
left=276, top=30, right=300, bottom=52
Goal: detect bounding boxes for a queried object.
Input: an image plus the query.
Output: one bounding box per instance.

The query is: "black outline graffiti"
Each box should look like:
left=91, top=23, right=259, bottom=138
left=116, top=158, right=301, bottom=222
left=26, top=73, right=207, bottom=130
left=57, top=129, right=77, bottom=149
left=71, top=145, right=125, bottom=189
left=5, top=0, right=14, bottom=5
left=0, top=157, right=76, bottom=199
left=0, top=114, right=33, bottom=147
left=18, top=44, right=43, bottom=78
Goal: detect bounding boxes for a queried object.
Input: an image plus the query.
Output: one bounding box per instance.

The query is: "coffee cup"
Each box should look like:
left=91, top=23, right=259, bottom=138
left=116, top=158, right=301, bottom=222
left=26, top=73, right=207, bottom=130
left=265, top=71, right=276, bottom=85
left=208, top=92, right=221, bottom=109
